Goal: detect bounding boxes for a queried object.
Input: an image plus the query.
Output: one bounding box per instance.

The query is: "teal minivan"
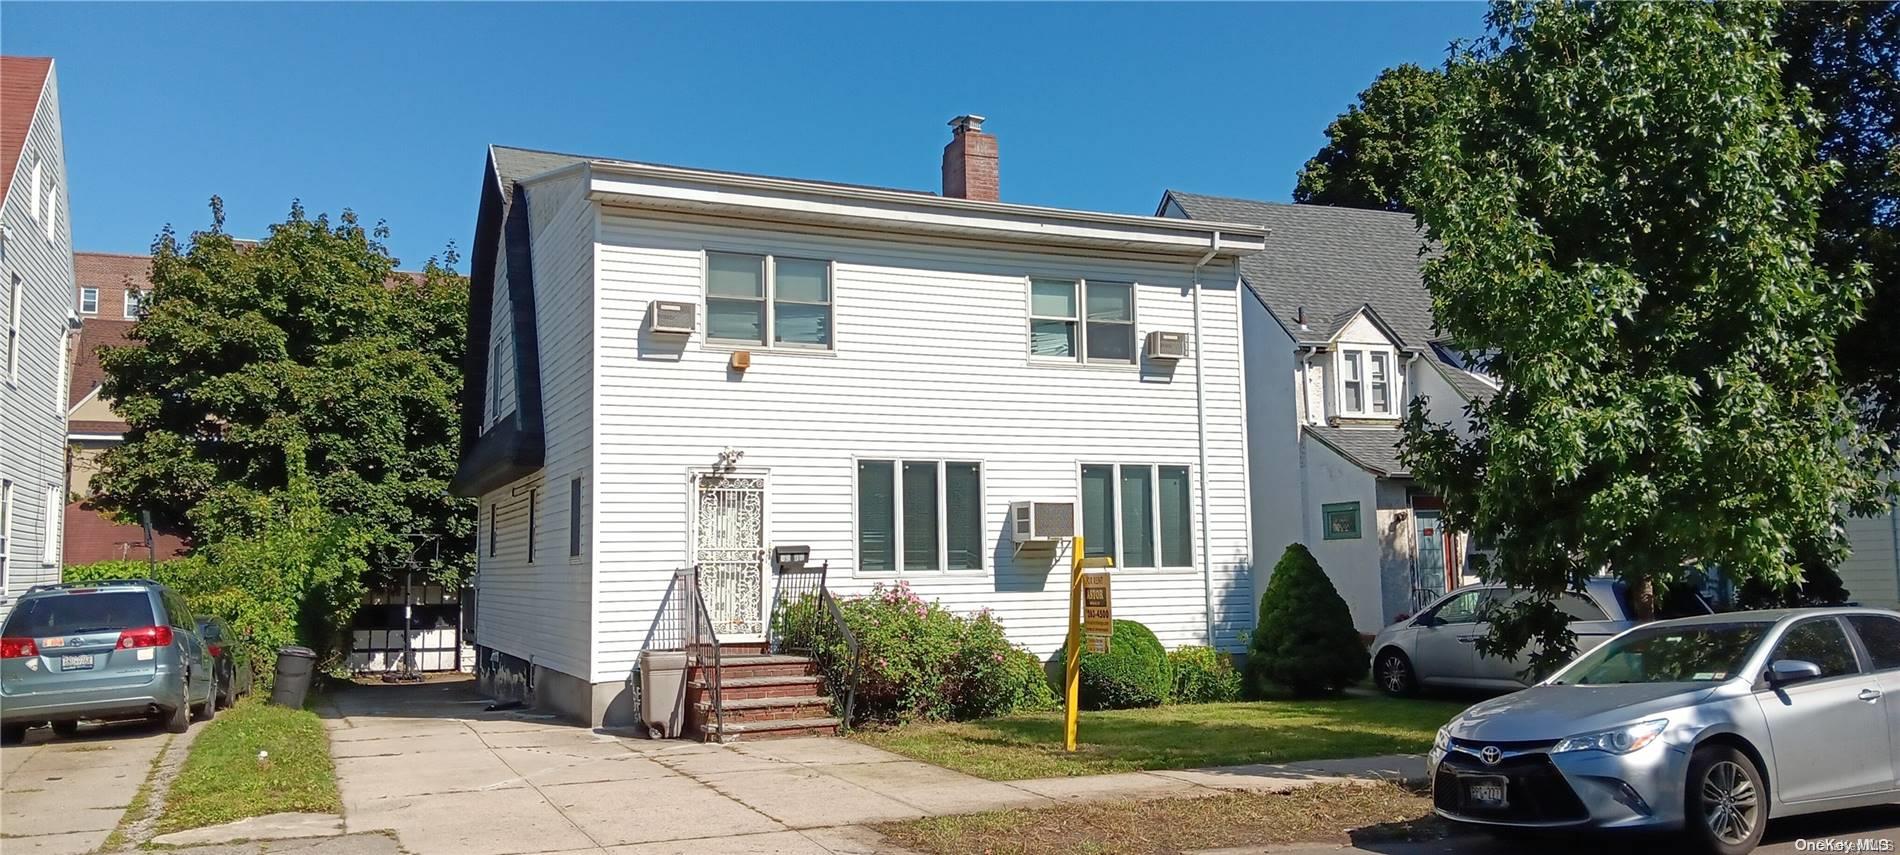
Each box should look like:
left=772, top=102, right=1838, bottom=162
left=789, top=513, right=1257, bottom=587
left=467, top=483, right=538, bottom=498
left=1, top=580, right=217, bottom=743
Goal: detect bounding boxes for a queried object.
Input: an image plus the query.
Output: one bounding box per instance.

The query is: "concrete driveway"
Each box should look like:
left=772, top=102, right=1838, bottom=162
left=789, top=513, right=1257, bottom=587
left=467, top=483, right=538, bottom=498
left=0, top=721, right=174, bottom=855
left=323, top=679, right=1055, bottom=855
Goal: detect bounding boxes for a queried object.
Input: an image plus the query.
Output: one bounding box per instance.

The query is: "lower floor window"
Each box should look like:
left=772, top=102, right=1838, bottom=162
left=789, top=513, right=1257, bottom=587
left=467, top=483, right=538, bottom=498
left=858, top=459, right=983, bottom=572
left=1082, top=464, right=1192, bottom=569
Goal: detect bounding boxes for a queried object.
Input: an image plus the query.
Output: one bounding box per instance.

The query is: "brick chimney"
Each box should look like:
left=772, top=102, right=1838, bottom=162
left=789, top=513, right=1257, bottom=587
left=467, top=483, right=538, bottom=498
left=941, top=115, right=998, bottom=201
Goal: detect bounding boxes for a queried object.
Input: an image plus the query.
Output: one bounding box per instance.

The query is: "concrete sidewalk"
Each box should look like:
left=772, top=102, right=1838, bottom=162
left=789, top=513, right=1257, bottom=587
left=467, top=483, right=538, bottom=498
left=321, top=679, right=1425, bottom=855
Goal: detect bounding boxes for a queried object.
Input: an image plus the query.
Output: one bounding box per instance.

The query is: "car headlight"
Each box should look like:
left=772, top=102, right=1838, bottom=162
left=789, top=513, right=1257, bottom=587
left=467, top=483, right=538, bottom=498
left=1434, top=726, right=1451, bottom=752
left=1553, top=719, right=1667, bottom=755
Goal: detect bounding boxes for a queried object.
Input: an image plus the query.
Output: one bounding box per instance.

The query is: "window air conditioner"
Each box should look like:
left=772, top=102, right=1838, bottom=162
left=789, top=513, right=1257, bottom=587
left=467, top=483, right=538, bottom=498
left=648, top=301, right=696, bottom=336
left=1144, top=331, right=1188, bottom=360
left=1010, top=501, right=1077, bottom=543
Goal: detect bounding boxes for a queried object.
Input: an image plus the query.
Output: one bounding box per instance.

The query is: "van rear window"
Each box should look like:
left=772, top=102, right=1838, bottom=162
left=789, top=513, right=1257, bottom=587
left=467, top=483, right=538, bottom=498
left=2, top=592, right=156, bottom=636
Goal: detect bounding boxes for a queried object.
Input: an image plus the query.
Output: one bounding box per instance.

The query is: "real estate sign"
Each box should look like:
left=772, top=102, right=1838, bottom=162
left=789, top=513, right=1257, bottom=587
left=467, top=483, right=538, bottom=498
left=1082, top=571, right=1112, bottom=653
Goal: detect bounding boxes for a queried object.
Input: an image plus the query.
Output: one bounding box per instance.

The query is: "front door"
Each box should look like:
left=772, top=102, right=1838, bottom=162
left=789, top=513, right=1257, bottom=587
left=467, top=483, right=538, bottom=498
left=692, top=473, right=767, bottom=640
left=1413, top=510, right=1449, bottom=612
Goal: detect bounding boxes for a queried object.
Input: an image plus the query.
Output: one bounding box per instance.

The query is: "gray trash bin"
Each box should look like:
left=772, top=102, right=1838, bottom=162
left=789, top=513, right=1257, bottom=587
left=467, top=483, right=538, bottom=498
left=269, top=646, right=318, bottom=709
left=639, top=650, right=690, bottom=739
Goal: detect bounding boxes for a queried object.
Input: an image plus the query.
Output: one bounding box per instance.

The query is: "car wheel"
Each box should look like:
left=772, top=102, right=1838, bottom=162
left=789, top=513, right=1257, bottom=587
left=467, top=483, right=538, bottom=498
left=50, top=720, right=80, bottom=738
left=0, top=723, right=27, bottom=745
left=1376, top=649, right=1417, bottom=696
left=1685, top=744, right=1766, bottom=855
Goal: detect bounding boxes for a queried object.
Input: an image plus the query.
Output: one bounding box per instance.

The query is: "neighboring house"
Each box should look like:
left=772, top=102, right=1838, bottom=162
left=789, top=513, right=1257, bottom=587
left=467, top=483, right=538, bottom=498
left=1842, top=504, right=1899, bottom=609
left=450, top=117, right=1268, bottom=727
left=1161, top=192, right=1498, bottom=634
left=0, top=56, right=78, bottom=621
left=61, top=252, right=191, bottom=562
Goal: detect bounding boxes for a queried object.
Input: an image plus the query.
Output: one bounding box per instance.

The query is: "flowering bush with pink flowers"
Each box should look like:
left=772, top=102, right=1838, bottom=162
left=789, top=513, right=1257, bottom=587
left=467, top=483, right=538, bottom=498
left=778, top=582, right=1055, bottom=724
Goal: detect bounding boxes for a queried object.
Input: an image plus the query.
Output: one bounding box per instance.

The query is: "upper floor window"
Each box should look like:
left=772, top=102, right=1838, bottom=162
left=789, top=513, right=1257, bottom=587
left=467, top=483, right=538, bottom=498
left=1080, top=463, right=1193, bottom=570
left=1338, top=348, right=1395, bottom=417
left=78, top=287, right=98, bottom=314
left=1029, top=279, right=1135, bottom=364
left=857, top=459, right=983, bottom=573
left=705, top=251, right=833, bottom=348
left=27, top=154, right=41, bottom=221
left=123, top=289, right=145, bottom=319
left=42, top=171, right=55, bottom=242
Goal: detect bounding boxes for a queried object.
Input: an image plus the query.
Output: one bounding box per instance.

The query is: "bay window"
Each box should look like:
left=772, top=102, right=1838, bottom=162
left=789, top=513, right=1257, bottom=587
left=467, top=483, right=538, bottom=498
left=858, top=459, right=984, bottom=573
left=1080, top=463, right=1193, bottom=570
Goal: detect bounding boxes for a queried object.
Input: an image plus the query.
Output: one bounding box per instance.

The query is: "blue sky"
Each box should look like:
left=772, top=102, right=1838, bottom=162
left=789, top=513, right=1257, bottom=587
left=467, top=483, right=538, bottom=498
left=5, top=2, right=1480, bottom=269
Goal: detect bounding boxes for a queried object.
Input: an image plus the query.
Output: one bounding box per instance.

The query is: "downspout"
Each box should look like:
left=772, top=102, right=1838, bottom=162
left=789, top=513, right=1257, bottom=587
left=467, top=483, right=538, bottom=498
left=1192, top=233, right=1219, bottom=647
left=1297, top=347, right=1317, bottom=542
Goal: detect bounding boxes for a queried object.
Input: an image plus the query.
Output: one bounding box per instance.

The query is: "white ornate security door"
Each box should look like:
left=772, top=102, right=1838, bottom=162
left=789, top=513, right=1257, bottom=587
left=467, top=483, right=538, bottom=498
left=692, top=473, right=767, bottom=639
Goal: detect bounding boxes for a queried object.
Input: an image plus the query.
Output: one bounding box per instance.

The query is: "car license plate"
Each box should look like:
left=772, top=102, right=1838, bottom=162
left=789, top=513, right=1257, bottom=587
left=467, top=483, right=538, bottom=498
left=1465, top=776, right=1508, bottom=808
left=59, top=654, right=95, bottom=671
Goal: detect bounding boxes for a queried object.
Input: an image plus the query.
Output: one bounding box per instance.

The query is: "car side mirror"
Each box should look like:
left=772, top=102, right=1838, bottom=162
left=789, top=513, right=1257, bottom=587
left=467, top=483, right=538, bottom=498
left=1767, top=659, right=1824, bottom=687
left=1414, top=613, right=1439, bottom=628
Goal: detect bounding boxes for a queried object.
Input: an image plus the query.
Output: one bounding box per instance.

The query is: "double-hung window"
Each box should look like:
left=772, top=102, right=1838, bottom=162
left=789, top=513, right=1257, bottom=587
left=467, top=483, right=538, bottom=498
left=1080, top=464, right=1193, bottom=569
left=79, top=287, right=98, bottom=315
left=705, top=251, right=833, bottom=348
left=1337, top=348, right=1395, bottom=417
left=123, top=289, right=144, bottom=319
left=857, top=459, right=983, bottom=573
left=1029, top=279, right=1135, bottom=364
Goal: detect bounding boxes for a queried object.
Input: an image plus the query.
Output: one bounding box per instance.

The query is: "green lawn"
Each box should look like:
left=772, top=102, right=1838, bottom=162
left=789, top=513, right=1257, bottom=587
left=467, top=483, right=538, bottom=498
left=156, top=699, right=341, bottom=833
left=854, top=696, right=1469, bottom=781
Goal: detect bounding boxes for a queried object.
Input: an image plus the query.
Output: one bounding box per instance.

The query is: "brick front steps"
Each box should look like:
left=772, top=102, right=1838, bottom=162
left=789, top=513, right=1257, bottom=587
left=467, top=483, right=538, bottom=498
left=686, top=652, right=841, bottom=742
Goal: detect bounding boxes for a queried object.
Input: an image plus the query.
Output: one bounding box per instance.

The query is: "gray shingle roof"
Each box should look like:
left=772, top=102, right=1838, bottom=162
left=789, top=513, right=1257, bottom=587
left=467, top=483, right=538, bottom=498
left=488, top=144, right=937, bottom=202
left=1165, top=190, right=1496, bottom=404
left=1307, top=425, right=1410, bottom=478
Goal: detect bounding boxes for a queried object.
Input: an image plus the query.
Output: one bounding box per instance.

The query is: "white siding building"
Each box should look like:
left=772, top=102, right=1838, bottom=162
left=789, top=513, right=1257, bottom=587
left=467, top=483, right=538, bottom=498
left=451, top=120, right=1269, bottom=727
left=1162, top=192, right=1498, bottom=634
left=0, top=56, right=77, bottom=622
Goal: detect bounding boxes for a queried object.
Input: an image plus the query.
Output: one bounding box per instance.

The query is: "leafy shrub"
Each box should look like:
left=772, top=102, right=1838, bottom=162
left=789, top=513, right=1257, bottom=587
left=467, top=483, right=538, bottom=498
left=1067, top=619, right=1172, bottom=710
left=779, top=582, right=1053, bottom=723
left=65, top=465, right=369, bottom=687
left=1247, top=544, right=1368, bottom=697
left=1169, top=645, right=1243, bottom=703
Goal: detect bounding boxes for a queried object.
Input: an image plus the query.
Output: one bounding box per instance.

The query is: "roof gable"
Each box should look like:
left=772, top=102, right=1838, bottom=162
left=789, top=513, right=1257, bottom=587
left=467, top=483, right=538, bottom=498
left=0, top=56, right=53, bottom=211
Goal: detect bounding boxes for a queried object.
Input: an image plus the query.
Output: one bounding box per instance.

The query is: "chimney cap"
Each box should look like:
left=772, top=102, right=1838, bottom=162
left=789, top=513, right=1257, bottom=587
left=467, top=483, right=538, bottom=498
left=949, top=114, right=987, bottom=134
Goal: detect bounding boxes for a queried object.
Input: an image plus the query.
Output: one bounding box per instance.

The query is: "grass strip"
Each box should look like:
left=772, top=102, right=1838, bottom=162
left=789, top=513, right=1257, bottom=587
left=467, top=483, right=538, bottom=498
left=854, top=697, right=1466, bottom=781
left=153, top=699, right=341, bottom=834
left=875, top=781, right=1441, bottom=855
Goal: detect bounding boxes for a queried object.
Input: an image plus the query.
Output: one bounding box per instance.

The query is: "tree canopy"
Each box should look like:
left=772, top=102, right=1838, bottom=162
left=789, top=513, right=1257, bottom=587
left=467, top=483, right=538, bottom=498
left=1399, top=1, right=1890, bottom=672
left=93, top=199, right=473, bottom=585
left=1292, top=63, right=1446, bottom=213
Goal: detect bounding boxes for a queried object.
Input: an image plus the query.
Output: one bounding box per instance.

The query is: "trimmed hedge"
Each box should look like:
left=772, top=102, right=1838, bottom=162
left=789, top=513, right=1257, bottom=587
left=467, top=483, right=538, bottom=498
left=1247, top=544, right=1368, bottom=696
left=1169, top=645, right=1243, bottom=703
left=1069, top=619, right=1172, bottom=709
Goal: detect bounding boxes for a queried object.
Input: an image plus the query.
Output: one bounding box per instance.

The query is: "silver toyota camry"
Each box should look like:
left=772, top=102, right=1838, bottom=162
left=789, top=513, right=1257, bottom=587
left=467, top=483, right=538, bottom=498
left=1431, top=607, right=1900, bottom=854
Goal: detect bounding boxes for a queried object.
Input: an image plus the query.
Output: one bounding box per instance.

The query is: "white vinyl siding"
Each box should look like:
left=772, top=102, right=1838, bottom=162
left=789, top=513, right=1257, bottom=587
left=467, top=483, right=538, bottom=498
left=589, top=209, right=1252, bottom=675
left=472, top=170, right=595, bottom=679
left=0, top=63, right=74, bottom=619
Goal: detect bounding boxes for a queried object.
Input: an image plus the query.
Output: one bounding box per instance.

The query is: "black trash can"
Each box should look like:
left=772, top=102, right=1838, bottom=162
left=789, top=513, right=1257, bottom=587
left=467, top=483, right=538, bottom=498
left=269, top=646, right=318, bottom=709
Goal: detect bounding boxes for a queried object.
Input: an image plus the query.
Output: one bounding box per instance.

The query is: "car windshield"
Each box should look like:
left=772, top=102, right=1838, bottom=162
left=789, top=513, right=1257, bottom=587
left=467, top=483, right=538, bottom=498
left=2, top=592, right=156, bottom=636
left=1555, top=622, right=1769, bottom=685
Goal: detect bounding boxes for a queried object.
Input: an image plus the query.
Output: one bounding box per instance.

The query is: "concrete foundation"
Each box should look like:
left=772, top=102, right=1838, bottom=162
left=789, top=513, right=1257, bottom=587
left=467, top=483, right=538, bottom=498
left=474, top=645, right=639, bottom=728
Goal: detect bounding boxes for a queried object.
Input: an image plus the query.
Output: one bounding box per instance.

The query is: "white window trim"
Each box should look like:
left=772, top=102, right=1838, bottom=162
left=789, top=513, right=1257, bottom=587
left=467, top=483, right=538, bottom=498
left=567, top=474, right=586, bottom=564
left=1025, top=277, right=1139, bottom=367
left=851, top=457, right=986, bottom=577
left=6, top=274, right=20, bottom=387
left=1076, top=462, right=1196, bottom=573
left=78, top=287, right=98, bottom=315
left=1335, top=346, right=1400, bottom=419
left=488, top=340, right=505, bottom=426
left=41, top=484, right=59, bottom=566
left=123, top=289, right=143, bottom=320
left=43, top=171, right=56, bottom=243
left=27, top=154, right=40, bottom=221
left=1, top=480, right=13, bottom=601
left=701, top=249, right=836, bottom=353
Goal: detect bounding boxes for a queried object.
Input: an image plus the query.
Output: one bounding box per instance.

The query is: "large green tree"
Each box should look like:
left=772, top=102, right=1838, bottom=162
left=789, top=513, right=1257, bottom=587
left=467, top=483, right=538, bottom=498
left=93, top=199, right=474, bottom=585
left=1781, top=2, right=1900, bottom=443
left=1292, top=63, right=1446, bottom=213
left=1399, top=1, right=1889, bottom=672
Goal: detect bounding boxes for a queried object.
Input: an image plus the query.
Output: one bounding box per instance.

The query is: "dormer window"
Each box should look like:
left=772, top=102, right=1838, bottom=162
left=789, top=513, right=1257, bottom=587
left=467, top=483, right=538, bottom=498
left=1337, top=347, right=1396, bottom=417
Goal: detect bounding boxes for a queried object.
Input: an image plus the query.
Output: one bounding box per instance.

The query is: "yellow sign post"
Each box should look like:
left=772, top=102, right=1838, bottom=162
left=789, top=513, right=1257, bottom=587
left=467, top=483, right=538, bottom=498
left=1065, top=536, right=1112, bottom=752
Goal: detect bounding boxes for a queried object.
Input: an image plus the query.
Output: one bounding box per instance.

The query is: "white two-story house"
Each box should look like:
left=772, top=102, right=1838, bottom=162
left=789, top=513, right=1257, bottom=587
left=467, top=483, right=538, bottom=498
left=1, top=56, right=78, bottom=622
left=449, top=118, right=1268, bottom=728
left=1162, top=192, right=1498, bottom=634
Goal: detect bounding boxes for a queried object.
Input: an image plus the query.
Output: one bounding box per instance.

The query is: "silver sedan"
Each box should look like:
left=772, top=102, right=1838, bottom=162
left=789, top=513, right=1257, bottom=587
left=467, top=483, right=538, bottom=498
left=1430, top=607, right=1900, bottom=854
